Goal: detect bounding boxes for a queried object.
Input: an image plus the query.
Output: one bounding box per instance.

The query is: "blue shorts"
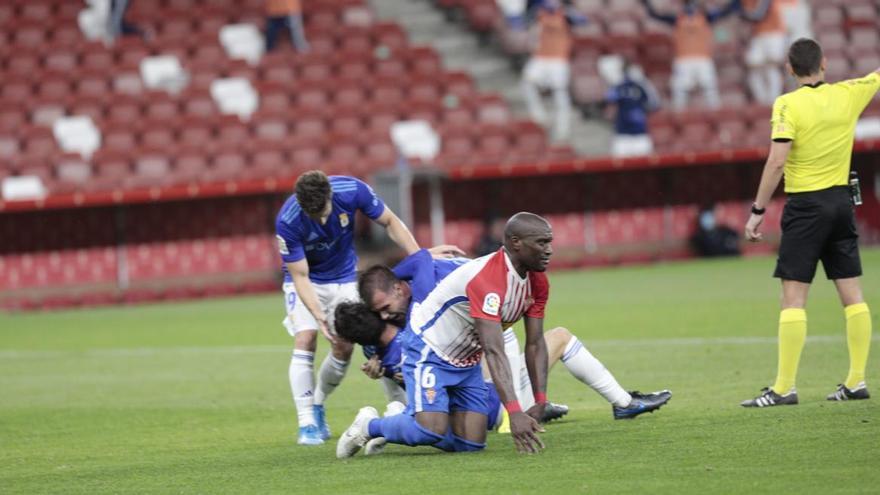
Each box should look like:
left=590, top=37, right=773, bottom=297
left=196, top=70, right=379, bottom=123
left=402, top=331, right=489, bottom=417
left=485, top=384, right=501, bottom=430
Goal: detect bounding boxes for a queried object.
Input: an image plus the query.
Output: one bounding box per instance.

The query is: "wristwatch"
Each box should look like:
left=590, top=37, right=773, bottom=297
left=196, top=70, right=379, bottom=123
left=751, top=203, right=766, bottom=215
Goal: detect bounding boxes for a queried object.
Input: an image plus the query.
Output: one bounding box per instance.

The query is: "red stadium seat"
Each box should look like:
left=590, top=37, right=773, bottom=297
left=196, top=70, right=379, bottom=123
left=69, top=97, right=105, bottom=123
left=173, top=151, right=210, bottom=183
left=372, top=22, right=408, bottom=51
left=181, top=89, right=218, bottom=118
left=140, top=123, right=178, bottom=149
left=292, top=110, right=327, bottom=138
left=43, top=52, right=77, bottom=72
left=92, top=151, right=133, bottom=189
left=211, top=148, right=247, bottom=180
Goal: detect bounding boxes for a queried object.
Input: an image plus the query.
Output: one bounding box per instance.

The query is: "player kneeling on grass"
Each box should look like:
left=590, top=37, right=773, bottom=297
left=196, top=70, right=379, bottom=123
left=336, top=213, right=672, bottom=458
left=336, top=300, right=670, bottom=447
left=336, top=212, right=555, bottom=457
left=355, top=244, right=671, bottom=423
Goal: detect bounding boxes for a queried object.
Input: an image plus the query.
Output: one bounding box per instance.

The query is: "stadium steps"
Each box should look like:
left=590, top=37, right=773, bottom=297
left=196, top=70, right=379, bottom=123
left=368, top=0, right=612, bottom=156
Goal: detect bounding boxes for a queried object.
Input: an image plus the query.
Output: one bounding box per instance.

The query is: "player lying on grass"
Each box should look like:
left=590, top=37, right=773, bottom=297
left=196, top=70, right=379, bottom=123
left=352, top=250, right=672, bottom=422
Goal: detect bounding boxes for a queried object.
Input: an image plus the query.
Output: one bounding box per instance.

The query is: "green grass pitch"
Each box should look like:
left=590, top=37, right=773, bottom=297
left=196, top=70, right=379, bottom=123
left=2, top=250, right=878, bottom=494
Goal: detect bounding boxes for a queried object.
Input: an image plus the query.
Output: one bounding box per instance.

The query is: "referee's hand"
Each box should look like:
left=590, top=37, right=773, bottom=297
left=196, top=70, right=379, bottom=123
left=744, top=213, right=764, bottom=242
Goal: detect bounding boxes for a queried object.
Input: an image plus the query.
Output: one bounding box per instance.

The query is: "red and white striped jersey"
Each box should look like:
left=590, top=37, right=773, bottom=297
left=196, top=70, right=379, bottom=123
left=408, top=248, right=549, bottom=367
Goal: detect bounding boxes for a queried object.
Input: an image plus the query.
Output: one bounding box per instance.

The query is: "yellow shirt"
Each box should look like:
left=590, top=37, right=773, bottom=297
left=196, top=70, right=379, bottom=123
left=770, top=72, right=880, bottom=193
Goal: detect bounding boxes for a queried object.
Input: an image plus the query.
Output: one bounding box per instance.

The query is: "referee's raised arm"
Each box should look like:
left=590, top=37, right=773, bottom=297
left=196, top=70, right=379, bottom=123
left=740, top=38, right=880, bottom=408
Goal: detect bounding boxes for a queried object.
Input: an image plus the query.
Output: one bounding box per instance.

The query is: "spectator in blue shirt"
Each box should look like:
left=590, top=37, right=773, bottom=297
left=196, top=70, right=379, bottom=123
left=605, top=62, right=661, bottom=157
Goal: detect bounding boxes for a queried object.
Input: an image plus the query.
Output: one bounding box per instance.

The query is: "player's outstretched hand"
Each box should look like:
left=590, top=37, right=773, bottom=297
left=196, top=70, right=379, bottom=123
left=318, top=318, right=336, bottom=344
left=744, top=213, right=764, bottom=242
left=428, top=244, right=467, bottom=259
left=509, top=411, right=545, bottom=454
left=361, top=355, right=385, bottom=380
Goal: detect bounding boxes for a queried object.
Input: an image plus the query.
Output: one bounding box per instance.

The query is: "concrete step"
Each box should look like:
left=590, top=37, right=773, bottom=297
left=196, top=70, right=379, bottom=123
left=368, top=0, right=610, bottom=155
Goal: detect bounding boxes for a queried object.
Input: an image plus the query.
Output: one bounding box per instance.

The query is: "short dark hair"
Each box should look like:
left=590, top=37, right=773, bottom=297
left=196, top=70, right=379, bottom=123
left=357, top=265, right=399, bottom=303
left=334, top=301, right=385, bottom=346
left=788, top=38, right=823, bottom=77
left=294, top=170, right=331, bottom=216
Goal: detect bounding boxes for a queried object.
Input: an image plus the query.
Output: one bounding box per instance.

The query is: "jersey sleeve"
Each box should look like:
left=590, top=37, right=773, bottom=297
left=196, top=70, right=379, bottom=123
left=842, top=72, right=880, bottom=116
left=275, top=219, right=304, bottom=263
left=353, top=178, right=386, bottom=220
left=770, top=96, right=795, bottom=142
left=392, top=249, right=436, bottom=303
left=525, top=271, right=550, bottom=318
left=466, top=254, right=507, bottom=322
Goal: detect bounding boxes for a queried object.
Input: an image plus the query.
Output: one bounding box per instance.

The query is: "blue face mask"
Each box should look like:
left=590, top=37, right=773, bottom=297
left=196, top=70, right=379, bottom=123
left=699, top=211, right=716, bottom=231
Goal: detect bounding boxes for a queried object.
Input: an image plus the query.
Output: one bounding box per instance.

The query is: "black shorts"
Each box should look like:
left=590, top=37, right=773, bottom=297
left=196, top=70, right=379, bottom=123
left=774, top=186, right=862, bottom=283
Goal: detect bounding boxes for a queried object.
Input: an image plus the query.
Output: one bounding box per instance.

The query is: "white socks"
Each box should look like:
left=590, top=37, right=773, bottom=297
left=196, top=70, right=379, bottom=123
left=381, top=376, right=408, bottom=404
left=315, top=353, right=349, bottom=405
left=562, top=337, right=632, bottom=408
left=290, top=349, right=316, bottom=427
left=504, top=329, right=537, bottom=409
left=503, top=329, right=524, bottom=401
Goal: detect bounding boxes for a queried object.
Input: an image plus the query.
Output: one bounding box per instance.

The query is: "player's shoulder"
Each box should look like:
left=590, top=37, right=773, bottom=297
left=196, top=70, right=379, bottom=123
left=329, top=176, right=367, bottom=199
left=329, top=176, right=374, bottom=208
left=464, top=249, right=510, bottom=286
left=276, top=194, right=302, bottom=226
left=529, top=270, right=549, bottom=286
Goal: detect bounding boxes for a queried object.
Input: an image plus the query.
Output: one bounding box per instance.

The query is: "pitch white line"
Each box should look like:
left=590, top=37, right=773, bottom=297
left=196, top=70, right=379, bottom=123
left=1, top=335, right=876, bottom=360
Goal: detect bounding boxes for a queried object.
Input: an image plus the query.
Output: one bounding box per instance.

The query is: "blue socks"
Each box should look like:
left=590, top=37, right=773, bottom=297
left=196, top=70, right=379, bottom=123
left=369, top=416, right=486, bottom=452
left=368, top=415, right=442, bottom=446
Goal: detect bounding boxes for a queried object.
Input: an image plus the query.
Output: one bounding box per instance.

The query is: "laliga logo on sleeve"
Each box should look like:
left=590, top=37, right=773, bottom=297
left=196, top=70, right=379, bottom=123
left=483, top=292, right=501, bottom=316
left=276, top=235, right=289, bottom=255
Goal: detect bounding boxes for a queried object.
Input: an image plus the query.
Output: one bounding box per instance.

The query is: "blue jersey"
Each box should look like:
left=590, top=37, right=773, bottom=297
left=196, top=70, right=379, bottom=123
left=275, top=176, right=386, bottom=284
left=362, top=330, right=406, bottom=384
left=362, top=250, right=467, bottom=382
left=607, top=79, right=651, bottom=135
left=392, top=249, right=468, bottom=305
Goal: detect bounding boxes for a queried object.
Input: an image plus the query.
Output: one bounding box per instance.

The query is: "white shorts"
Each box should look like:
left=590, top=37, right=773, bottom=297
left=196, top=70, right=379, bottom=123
left=780, top=2, right=812, bottom=42
left=611, top=134, right=654, bottom=157
left=746, top=33, right=786, bottom=66
left=523, top=57, right=570, bottom=90
left=281, top=280, right=359, bottom=336
left=671, top=58, right=718, bottom=93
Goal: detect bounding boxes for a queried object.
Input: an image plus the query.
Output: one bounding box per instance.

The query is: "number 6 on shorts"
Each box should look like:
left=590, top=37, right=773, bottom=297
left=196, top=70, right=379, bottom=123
left=421, top=366, right=436, bottom=389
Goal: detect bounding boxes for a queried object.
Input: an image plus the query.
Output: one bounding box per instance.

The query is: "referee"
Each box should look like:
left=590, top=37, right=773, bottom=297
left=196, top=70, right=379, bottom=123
left=741, top=38, right=879, bottom=407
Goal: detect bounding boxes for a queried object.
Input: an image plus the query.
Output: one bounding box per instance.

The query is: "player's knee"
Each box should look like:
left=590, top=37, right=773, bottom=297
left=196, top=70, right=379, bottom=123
left=294, top=330, right=318, bottom=352
left=331, top=340, right=354, bottom=360
left=452, top=435, right=485, bottom=452
left=546, top=326, right=572, bottom=344
left=415, top=413, right=449, bottom=437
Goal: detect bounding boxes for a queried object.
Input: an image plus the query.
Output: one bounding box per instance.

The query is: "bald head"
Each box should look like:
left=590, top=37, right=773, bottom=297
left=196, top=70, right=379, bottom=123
left=503, top=212, right=553, bottom=274
left=504, top=212, right=551, bottom=243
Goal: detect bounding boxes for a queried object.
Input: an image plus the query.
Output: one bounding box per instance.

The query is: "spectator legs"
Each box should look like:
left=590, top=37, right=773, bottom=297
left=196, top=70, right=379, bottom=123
left=551, top=85, right=571, bottom=141
left=522, top=58, right=571, bottom=140
left=286, top=14, right=310, bottom=53
left=522, top=61, right=549, bottom=126
left=265, top=16, right=286, bottom=52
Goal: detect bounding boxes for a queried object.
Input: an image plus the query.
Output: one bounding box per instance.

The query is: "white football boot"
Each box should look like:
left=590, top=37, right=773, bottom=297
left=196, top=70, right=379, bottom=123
left=336, top=406, right=378, bottom=459
left=364, top=401, right=406, bottom=456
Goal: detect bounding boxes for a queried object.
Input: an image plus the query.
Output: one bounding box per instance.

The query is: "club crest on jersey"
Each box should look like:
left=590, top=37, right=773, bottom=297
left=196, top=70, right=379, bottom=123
left=276, top=235, right=289, bottom=255
left=483, top=292, right=501, bottom=316
left=339, top=213, right=349, bottom=227
left=425, top=388, right=436, bottom=404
